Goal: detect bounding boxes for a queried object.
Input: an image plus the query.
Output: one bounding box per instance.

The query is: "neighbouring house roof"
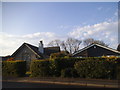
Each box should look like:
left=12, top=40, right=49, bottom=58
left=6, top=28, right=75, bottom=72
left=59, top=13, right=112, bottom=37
left=44, top=47, right=61, bottom=56
left=72, top=43, right=120, bottom=56
left=12, top=43, right=60, bottom=58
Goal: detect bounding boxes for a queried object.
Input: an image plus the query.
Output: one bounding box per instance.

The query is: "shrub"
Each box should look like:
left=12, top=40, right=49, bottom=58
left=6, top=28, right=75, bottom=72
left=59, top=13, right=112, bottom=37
left=61, top=68, right=79, bottom=78
left=116, top=58, right=120, bottom=79
left=30, top=60, right=51, bottom=77
left=50, top=51, right=70, bottom=60
left=49, top=57, right=80, bottom=77
left=74, top=59, right=117, bottom=79
left=2, top=60, right=26, bottom=77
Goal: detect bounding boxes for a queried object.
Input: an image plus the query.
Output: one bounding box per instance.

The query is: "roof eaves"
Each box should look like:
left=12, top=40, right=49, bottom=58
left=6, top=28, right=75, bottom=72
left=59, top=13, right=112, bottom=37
left=72, top=44, right=120, bottom=56
left=12, top=43, right=25, bottom=57
left=95, top=43, right=120, bottom=54
left=72, top=44, right=94, bottom=56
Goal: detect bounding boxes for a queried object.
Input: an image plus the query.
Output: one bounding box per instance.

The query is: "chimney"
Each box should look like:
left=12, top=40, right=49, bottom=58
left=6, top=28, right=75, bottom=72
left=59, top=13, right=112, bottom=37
left=38, top=41, right=44, bottom=54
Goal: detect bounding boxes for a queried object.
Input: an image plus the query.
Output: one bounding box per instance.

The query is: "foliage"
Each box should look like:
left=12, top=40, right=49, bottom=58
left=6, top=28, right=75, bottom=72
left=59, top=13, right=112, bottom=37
left=102, top=56, right=118, bottom=60
left=74, top=59, right=117, bottom=79
left=49, top=57, right=84, bottom=77
left=30, top=57, right=119, bottom=79
left=2, top=60, right=26, bottom=77
left=30, top=60, right=51, bottom=77
left=61, top=68, right=79, bottom=78
left=50, top=51, right=70, bottom=59
left=116, top=63, right=120, bottom=79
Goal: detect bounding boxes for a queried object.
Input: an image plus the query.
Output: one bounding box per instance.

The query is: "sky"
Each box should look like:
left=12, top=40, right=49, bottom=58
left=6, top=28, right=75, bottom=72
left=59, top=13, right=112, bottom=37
left=0, top=2, right=118, bottom=56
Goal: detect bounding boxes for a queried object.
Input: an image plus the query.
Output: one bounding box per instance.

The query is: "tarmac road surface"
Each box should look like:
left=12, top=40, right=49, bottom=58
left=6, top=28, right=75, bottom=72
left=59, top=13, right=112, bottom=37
left=2, top=81, right=105, bottom=88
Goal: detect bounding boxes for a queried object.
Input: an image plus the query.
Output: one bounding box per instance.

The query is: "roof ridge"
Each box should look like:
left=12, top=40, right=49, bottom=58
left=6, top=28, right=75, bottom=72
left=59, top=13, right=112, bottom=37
left=24, top=42, right=38, bottom=48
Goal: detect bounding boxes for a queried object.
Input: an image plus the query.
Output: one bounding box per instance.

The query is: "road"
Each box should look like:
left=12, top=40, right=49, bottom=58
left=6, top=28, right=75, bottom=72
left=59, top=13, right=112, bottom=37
left=2, top=81, right=104, bottom=88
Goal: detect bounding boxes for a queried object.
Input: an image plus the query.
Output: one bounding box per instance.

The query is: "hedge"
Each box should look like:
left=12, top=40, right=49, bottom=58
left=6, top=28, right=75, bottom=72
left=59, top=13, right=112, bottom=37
left=49, top=57, right=115, bottom=77
left=61, top=68, right=79, bottom=78
left=116, top=58, right=120, bottom=79
left=49, top=57, right=79, bottom=77
left=2, top=60, right=26, bottom=77
left=30, top=57, right=119, bottom=79
left=30, top=60, right=51, bottom=77
left=74, top=59, right=118, bottom=79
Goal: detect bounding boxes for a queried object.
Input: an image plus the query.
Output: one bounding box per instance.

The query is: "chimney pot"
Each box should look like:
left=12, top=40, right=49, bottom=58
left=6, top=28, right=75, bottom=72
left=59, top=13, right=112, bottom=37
left=39, top=41, right=44, bottom=54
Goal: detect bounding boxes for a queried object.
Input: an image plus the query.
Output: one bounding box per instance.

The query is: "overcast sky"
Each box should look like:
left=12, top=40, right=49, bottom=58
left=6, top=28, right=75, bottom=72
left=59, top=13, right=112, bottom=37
left=0, top=2, right=118, bottom=56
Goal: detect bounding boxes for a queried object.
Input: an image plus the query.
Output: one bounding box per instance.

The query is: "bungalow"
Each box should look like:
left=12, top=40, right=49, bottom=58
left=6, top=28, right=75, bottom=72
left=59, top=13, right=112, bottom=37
left=72, top=43, right=120, bottom=57
left=10, top=41, right=60, bottom=70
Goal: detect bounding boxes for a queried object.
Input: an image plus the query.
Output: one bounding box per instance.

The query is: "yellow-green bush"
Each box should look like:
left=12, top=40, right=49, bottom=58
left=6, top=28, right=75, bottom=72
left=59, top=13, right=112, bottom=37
left=29, top=57, right=120, bottom=79
left=30, top=60, right=51, bottom=77
left=2, top=60, right=26, bottom=77
left=50, top=51, right=69, bottom=60
left=49, top=57, right=80, bottom=77
left=49, top=57, right=107, bottom=77
left=74, top=59, right=117, bottom=79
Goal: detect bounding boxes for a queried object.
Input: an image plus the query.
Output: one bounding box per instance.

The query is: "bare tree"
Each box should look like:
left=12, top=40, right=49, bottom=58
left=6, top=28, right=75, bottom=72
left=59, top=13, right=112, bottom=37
left=83, top=38, right=94, bottom=46
left=64, top=38, right=82, bottom=54
left=61, top=41, right=67, bottom=51
left=48, top=38, right=82, bottom=54
left=83, top=38, right=108, bottom=47
left=48, top=39, right=62, bottom=47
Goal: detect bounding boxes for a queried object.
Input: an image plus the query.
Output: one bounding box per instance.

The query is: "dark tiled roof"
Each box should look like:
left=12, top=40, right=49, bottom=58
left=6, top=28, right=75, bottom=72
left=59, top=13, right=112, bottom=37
left=72, top=43, right=120, bottom=56
left=44, top=47, right=60, bottom=56
left=25, top=43, right=42, bottom=57
left=26, top=43, right=60, bottom=56
left=12, top=43, right=60, bottom=58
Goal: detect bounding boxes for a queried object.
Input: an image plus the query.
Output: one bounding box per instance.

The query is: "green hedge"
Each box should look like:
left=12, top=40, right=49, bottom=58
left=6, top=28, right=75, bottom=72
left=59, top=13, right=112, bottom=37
left=30, top=60, right=51, bottom=77
left=29, top=57, right=119, bottom=79
left=61, top=68, right=79, bottom=78
left=74, top=59, right=117, bottom=79
left=2, top=60, right=26, bottom=77
left=49, top=57, right=109, bottom=77
left=49, top=57, right=79, bottom=77
left=116, top=58, right=120, bottom=79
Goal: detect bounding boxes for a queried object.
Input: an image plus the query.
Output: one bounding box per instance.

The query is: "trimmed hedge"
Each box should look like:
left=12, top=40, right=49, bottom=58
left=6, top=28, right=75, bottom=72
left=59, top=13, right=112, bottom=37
left=50, top=51, right=70, bottom=60
left=49, top=57, right=79, bottom=77
left=74, top=59, right=117, bottom=79
left=61, top=68, right=79, bottom=78
left=116, top=58, right=120, bottom=79
left=30, top=60, right=51, bottom=77
left=2, top=60, right=26, bottom=77
left=29, top=57, right=119, bottom=79
left=49, top=57, right=114, bottom=77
